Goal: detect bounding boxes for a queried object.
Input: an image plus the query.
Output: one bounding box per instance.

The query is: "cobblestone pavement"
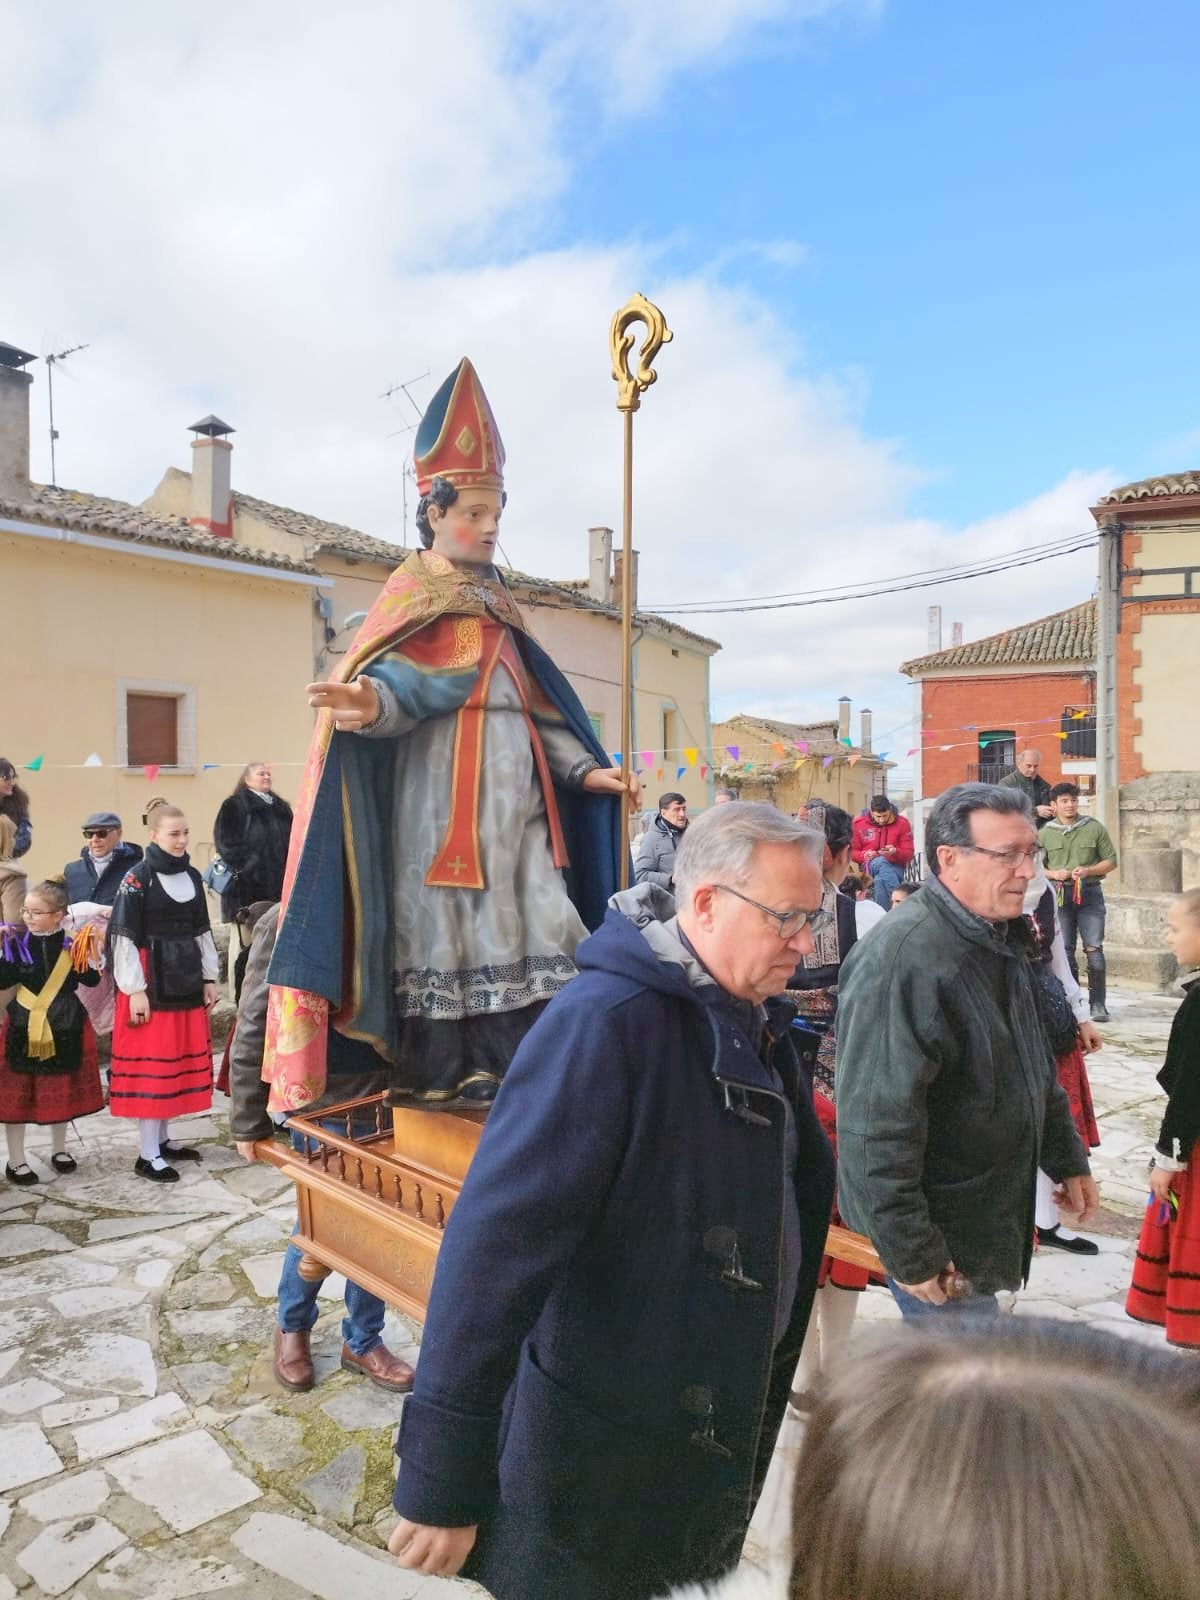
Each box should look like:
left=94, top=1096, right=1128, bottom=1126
left=0, top=986, right=1184, bottom=1596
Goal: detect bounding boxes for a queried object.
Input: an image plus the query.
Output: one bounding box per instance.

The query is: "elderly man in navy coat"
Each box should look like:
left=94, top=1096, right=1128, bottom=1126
left=388, top=803, right=835, bottom=1600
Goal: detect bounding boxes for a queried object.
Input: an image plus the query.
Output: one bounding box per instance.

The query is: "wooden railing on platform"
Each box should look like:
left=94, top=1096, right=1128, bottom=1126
left=260, top=1093, right=886, bottom=1319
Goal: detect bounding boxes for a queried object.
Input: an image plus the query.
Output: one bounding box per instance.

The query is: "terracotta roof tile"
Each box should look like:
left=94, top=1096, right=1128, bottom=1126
left=0, top=484, right=318, bottom=575
left=1097, top=470, right=1200, bottom=504
left=900, top=600, right=1096, bottom=677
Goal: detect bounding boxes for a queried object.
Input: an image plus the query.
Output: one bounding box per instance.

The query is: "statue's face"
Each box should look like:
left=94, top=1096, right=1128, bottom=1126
left=429, top=486, right=503, bottom=565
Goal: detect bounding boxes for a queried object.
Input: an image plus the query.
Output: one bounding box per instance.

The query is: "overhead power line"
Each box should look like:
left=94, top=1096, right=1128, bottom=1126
left=644, top=533, right=1098, bottom=616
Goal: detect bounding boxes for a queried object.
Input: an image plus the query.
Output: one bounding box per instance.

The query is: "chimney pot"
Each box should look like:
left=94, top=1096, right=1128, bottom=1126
left=837, top=696, right=851, bottom=743
left=0, top=341, right=35, bottom=501
left=613, top=548, right=639, bottom=610
left=188, top=416, right=235, bottom=538
left=860, top=707, right=873, bottom=755
left=587, top=526, right=613, bottom=604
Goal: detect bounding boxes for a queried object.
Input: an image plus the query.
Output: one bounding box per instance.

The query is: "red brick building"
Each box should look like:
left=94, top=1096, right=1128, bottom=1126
left=900, top=601, right=1097, bottom=849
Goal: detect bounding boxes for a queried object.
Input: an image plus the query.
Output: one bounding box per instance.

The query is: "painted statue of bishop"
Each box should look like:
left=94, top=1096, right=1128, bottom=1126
left=262, top=359, right=631, bottom=1112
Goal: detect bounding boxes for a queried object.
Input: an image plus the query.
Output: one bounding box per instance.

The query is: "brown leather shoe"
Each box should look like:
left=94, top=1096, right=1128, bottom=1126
left=273, top=1326, right=315, bottom=1392
left=339, top=1341, right=414, bottom=1393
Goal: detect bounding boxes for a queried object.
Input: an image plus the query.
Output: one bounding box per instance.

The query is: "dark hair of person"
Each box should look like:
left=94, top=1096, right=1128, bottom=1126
left=0, top=759, right=30, bottom=825
left=787, top=1317, right=1200, bottom=1600
left=1049, top=781, right=1081, bottom=802
left=658, top=792, right=686, bottom=810
left=869, top=794, right=891, bottom=812
left=924, top=782, right=1032, bottom=877
left=415, top=475, right=507, bottom=549
left=819, top=803, right=853, bottom=858
left=27, top=877, right=69, bottom=914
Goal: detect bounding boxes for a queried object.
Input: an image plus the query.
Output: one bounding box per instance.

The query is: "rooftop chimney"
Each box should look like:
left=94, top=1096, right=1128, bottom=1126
left=612, top=548, right=639, bottom=610
left=951, top=620, right=963, bottom=646
left=587, top=526, right=613, bottom=603
left=837, top=696, right=851, bottom=744
left=0, top=342, right=35, bottom=501
left=860, top=707, right=873, bottom=755
left=188, top=414, right=235, bottom=538
left=927, top=604, right=942, bottom=652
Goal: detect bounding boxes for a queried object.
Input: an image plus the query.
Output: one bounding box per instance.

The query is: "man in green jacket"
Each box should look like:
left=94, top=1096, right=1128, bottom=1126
left=1041, top=782, right=1118, bottom=1023
left=835, top=783, right=1099, bottom=1317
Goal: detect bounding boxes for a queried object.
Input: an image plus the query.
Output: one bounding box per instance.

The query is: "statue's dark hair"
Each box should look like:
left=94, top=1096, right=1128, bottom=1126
left=415, top=476, right=459, bottom=548
left=415, top=476, right=507, bottom=548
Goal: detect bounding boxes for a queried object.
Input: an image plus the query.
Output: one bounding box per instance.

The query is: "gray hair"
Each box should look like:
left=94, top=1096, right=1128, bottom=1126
left=673, top=802, right=824, bottom=904
left=925, top=782, right=1034, bottom=877
left=1016, top=748, right=1042, bottom=762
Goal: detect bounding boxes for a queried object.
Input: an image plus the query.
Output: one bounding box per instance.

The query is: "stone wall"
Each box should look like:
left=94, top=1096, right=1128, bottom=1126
left=1118, top=771, right=1200, bottom=891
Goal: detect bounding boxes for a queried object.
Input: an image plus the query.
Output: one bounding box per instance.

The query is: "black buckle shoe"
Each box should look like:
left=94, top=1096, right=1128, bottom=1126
left=159, top=1142, right=202, bottom=1163
left=1037, top=1225, right=1099, bottom=1256
left=134, top=1157, right=180, bottom=1184
left=5, top=1163, right=39, bottom=1187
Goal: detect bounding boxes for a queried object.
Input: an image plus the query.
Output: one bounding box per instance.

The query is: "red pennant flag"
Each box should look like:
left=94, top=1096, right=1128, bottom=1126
left=143, top=764, right=160, bottom=783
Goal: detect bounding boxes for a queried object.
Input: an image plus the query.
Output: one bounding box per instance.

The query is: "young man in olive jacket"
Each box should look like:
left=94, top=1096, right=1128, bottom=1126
left=835, top=783, right=1100, bottom=1316
left=388, top=804, right=835, bottom=1600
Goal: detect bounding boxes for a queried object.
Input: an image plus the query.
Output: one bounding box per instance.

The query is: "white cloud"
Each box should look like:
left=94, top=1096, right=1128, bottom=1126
left=1, top=0, right=1111, bottom=786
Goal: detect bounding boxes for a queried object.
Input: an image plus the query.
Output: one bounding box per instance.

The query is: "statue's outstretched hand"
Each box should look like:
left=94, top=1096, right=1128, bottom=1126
left=583, top=767, right=642, bottom=812
left=306, top=676, right=381, bottom=731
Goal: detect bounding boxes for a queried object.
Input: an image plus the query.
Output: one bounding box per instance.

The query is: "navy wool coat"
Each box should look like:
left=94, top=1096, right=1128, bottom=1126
left=394, top=906, right=835, bottom=1600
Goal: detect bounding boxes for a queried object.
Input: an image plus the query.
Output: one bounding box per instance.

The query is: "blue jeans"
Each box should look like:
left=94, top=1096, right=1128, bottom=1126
left=1055, top=881, right=1106, bottom=987
left=867, top=855, right=904, bottom=909
left=276, top=1120, right=386, bottom=1357
left=888, top=1278, right=1000, bottom=1323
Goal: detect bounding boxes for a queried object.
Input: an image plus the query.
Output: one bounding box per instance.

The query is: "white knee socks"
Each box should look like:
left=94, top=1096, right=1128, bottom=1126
left=50, top=1123, right=68, bottom=1156
left=793, top=1283, right=862, bottom=1395
left=5, top=1124, right=28, bottom=1170
left=138, top=1118, right=169, bottom=1170
left=1035, top=1168, right=1060, bottom=1230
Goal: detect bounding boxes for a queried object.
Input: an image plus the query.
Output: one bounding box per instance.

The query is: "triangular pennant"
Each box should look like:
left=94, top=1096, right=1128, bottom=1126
left=143, top=764, right=161, bottom=783
left=610, top=752, right=623, bottom=766
left=83, top=752, right=103, bottom=768
left=640, top=751, right=654, bottom=771
left=772, top=742, right=785, bottom=756
left=793, top=740, right=808, bottom=754
left=676, top=767, right=687, bottom=780
left=24, top=755, right=44, bottom=772
left=940, top=744, right=953, bottom=751
left=725, top=746, right=739, bottom=763
left=839, top=737, right=853, bottom=748
left=847, top=753, right=861, bottom=767
left=906, top=747, right=919, bottom=756
left=822, top=756, right=834, bottom=769
left=656, top=769, right=663, bottom=782
left=202, top=763, right=220, bottom=771
left=684, top=748, right=698, bottom=767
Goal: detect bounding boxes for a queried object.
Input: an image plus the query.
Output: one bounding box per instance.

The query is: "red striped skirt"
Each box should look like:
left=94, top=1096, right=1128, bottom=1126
left=1126, top=1161, right=1200, bottom=1349
left=109, top=988, right=213, bottom=1121
left=0, top=1017, right=105, bottom=1125
left=1057, top=1042, right=1101, bottom=1149
left=816, top=1089, right=886, bottom=1293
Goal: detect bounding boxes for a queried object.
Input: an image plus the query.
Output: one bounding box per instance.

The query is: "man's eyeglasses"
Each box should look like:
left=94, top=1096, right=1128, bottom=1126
left=82, top=828, right=116, bottom=839
left=712, top=884, right=830, bottom=940
left=960, top=844, right=1045, bottom=869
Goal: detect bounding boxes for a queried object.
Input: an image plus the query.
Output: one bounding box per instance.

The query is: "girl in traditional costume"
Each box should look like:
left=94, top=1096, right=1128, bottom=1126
left=0, top=878, right=104, bottom=1185
left=1024, top=862, right=1103, bottom=1255
left=109, top=803, right=218, bottom=1182
left=1126, top=888, right=1200, bottom=1347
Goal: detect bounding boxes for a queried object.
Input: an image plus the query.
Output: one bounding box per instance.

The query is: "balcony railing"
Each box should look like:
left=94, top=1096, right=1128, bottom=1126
left=965, top=763, right=1013, bottom=785
left=1061, top=708, right=1096, bottom=759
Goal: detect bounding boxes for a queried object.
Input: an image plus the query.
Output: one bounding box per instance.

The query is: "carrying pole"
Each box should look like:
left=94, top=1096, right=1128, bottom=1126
left=608, top=294, right=672, bottom=887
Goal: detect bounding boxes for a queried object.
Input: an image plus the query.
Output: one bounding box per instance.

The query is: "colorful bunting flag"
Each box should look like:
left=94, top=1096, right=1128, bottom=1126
left=848, top=754, right=861, bottom=767
left=676, top=766, right=687, bottom=780
left=876, top=751, right=889, bottom=761
left=24, top=755, right=44, bottom=772
left=143, top=764, right=161, bottom=783
left=822, top=756, right=834, bottom=769
left=640, top=751, right=654, bottom=771
left=1070, top=709, right=1089, bottom=721
left=839, top=737, right=853, bottom=748
left=906, top=748, right=919, bottom=756
left=656, top=769, right=663, bottom=782
left=793, top=740, right=808, bottom=754
left=610, top=752, right=623, bottom=766
left=83, top=753, right=103, bottom=768
left=202, top=763, right=220, bottom=771
left=684, top=747, right=698, bottom=767
left=725, top=746, right=740, bottom=763
left=700, top=765, right=708, bottom=779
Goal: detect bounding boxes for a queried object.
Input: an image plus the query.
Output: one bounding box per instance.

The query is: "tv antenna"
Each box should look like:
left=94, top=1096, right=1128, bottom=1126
left=379, top=371, right=429, bottom=436
left=44, top=342, right=89, bottom=486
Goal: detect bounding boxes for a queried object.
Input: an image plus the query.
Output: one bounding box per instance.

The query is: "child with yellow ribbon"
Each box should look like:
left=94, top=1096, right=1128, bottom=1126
left=0, top=878, right=105, bottom=1185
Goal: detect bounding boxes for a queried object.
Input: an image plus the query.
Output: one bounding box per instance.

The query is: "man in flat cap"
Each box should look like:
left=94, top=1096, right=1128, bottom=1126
left=63, top=812, right=143, bottom=911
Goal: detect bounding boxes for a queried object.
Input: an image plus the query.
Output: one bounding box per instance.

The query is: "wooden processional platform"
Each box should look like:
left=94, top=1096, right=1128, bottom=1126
left=259, top=1094, right=882, bottom=1323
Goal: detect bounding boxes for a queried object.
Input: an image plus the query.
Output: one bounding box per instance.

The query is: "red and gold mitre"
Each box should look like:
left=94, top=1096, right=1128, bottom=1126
left=413, top=357, right=505, bottom=496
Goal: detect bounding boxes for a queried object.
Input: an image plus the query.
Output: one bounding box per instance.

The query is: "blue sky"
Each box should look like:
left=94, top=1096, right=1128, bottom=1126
left=556, top=0, right=1199, bottom=528
left=4, top=1, right=1197, bottom=783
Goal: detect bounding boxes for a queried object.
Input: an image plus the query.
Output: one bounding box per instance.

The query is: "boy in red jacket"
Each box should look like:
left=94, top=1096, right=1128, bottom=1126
left=851, top=795, right=914, bottom=909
